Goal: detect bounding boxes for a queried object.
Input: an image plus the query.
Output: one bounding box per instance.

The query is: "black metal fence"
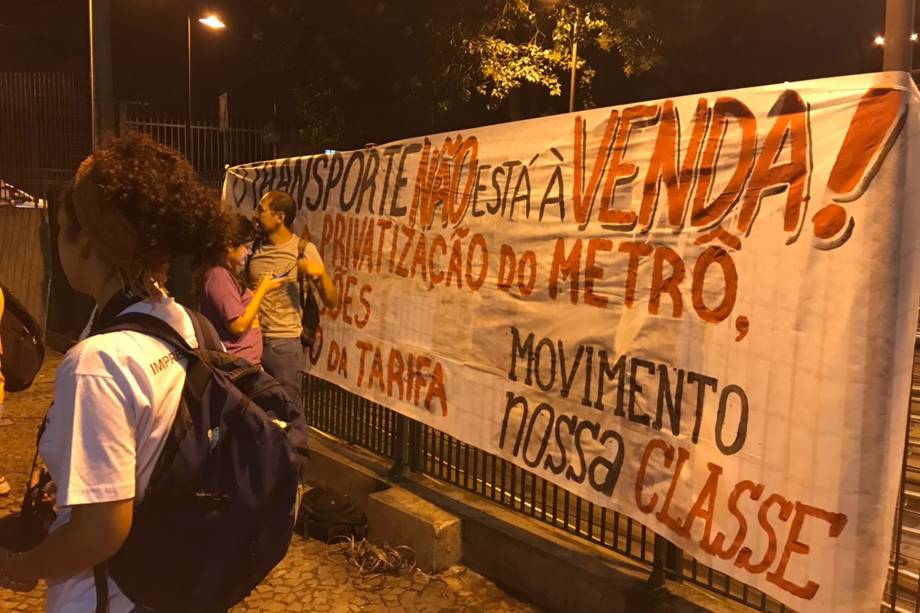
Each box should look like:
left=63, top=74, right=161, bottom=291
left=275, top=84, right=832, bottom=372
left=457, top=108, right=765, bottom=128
left=302, top=373, right=794, bottom=612
left=884, top=340, right=920, bottom=613
left=0, top=73, right=93, bottom=341
left=118, top=108, right=276, bottom=189
left=0, top=73, right=90, bottom=197
left=304, top=321, right=920, bottom=612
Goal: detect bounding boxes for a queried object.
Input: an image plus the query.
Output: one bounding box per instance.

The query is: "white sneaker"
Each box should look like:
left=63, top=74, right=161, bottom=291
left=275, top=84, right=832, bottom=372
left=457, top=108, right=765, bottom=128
left=0, top=476, right=11, bottom=496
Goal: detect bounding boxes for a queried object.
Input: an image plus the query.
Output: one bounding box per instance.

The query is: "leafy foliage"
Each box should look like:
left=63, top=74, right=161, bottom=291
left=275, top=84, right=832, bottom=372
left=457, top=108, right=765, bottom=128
left=245, top=0, right=677, bottom=147
left=466, top=0, right=662, bottom=108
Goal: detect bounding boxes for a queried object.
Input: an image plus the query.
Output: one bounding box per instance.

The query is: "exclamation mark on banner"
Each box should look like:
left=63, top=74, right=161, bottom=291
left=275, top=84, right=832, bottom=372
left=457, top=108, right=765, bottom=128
left=811, top=87, right=906, bottom=250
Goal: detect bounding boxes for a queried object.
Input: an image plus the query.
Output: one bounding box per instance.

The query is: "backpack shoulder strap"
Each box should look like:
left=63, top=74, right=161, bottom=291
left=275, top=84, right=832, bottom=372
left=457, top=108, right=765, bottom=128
left=185, top=309, right=223, bottom=352
left=0, top=283, right=44, bottom=340
left=297, top=239, right=308, bottom=305
left=98, top=312, right=195, bottom=354
left=100, top=309, right=227, bottom=355
left=93, top=565, right=108, bottom=613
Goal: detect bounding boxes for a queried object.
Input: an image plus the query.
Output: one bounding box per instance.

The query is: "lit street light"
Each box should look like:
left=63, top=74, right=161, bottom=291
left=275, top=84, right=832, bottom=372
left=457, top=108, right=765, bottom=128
left=187, top=13, right=226, bottom=151
left=198, top=15, right=226, bottom=30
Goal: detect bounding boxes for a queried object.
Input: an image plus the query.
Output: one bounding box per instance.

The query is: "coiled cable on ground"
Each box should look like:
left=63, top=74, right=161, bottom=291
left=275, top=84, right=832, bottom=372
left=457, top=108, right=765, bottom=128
left=325, top=534, right=416, bottom=589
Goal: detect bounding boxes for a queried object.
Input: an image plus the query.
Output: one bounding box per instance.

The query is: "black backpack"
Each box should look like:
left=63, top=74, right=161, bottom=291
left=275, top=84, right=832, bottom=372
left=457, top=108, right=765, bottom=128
left=93, top=310, right=308, bottom=613
left=299, top=486, right=367, bottom=542
left=0, top=285, right=45, bottom=392
left=298, top=239, right=321, bottom=348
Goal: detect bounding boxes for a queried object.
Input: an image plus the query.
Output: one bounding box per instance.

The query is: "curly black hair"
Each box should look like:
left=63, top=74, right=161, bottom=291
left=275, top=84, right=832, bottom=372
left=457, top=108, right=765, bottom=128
left=63, top=133, right=228, bottom=280
left=228, top=214, right=256, bottom=247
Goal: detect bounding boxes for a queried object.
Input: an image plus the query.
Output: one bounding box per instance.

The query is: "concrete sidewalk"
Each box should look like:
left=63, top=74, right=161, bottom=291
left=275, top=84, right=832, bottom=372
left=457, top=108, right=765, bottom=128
left=0, top=352, right=538, bottom=613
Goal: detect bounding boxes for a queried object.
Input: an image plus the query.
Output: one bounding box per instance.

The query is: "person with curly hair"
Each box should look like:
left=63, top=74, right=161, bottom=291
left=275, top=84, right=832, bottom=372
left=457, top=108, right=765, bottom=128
left=199, top=214, right=289, bottom=366
left=0, top=134, right=228, bottom=611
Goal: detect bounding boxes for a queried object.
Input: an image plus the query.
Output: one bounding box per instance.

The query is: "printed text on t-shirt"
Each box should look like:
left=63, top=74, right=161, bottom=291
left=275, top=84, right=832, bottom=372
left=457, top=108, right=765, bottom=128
left=150, top=350, right=183, bottom=376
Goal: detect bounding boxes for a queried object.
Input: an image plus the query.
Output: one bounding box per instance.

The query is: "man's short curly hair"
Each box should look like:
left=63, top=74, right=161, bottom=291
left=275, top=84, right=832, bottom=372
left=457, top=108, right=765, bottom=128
left=63, top=133, right=228, bottom=284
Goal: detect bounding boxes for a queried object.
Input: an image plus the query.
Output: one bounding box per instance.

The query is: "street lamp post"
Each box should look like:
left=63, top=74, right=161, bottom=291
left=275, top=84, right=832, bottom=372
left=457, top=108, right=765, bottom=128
left=539, top=0, right=579, bottom=113
left=883, top=0, right=915, bottom=71
left=186, top=14, right=226, bottom=154
left=568, top=6, right=579, bottom=114
left=186, top=14, right=191, bottom=152
left=88, top=0, right=114, bottom=149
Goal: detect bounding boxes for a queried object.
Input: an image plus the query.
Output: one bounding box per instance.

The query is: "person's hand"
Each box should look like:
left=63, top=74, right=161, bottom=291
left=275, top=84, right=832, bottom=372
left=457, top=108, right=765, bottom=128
left=28, top=470, right=56, bottom=500
left=0, top=549, right=35, bottom=592
left=299, top=242, right=326, bottom=279
left=256, top=273, right=288, bottom=293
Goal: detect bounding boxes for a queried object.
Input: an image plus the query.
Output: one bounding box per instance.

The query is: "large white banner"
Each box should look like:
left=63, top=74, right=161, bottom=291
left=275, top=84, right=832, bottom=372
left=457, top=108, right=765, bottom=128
left=224, top=72, right=920, bottom=612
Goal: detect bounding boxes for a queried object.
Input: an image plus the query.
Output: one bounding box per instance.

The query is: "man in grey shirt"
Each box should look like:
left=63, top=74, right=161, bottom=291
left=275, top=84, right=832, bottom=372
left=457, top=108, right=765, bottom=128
left=249, top=190, right=338, bottom=407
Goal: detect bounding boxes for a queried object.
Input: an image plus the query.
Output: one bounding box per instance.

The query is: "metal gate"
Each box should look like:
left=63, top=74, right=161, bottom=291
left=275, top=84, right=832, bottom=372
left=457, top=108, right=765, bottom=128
left=0, top=72, right=92, bottom=339
left=0, top=73, right=90, bottom=197
left=117, top=107, right=276, bottom=189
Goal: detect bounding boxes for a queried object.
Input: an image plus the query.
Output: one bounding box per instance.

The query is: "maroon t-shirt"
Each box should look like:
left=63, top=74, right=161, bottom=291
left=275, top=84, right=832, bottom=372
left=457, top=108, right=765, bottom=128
left=200, top=266, right=263, bottom=365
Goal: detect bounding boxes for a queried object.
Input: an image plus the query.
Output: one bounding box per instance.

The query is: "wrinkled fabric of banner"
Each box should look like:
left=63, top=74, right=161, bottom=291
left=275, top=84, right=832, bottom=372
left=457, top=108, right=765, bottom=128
left=223, top=72, right=920, bottom=612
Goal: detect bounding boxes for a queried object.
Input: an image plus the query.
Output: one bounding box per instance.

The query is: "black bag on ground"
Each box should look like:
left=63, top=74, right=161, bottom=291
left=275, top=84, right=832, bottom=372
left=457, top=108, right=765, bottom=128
left=0, top=284, right=45, bottom=392
left=299, top=486, right=367, bottom=542
left=93, top=310, right=309, bottom=613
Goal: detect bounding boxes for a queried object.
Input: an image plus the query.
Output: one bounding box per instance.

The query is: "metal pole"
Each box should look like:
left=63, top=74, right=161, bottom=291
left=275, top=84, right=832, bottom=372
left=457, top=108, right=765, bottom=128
left=884, top=0, right=915, bottom=71
left=388, top=415, right=409, bottom=480
left=96, top=0, right=114, bottom=142
left=649, top=535, right=668, bottom=590
left=89, top=0, right=97, bottom=149
left=186, top=13, right=192, bottom=154
left=88, top=0, right=113, bottom=149
left=568, top=6, right=579, bottom=113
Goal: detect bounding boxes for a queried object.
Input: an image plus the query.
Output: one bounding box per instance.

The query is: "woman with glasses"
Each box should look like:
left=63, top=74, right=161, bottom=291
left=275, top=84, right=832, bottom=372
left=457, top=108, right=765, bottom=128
left=199, top=214, right=289, bottom=366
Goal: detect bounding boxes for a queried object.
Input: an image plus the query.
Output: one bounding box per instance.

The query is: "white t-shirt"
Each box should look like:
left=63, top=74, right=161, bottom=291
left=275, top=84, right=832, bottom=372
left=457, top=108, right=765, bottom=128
left=38, top=297, right=197, bottom=613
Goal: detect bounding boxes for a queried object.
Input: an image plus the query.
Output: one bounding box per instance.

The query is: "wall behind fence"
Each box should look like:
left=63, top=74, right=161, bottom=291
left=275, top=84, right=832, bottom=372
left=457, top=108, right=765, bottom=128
left=0, top=207, right=52, bottom=331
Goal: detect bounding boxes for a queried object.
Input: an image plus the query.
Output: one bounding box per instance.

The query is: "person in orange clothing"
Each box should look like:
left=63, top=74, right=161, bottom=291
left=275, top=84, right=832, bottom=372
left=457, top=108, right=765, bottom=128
left=0, top=287, right=10, bottom=496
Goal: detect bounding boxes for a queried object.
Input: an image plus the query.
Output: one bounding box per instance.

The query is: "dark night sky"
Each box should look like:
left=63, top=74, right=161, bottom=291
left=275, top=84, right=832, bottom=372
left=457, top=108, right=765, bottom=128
left=0, top=0, right=895, bottom=137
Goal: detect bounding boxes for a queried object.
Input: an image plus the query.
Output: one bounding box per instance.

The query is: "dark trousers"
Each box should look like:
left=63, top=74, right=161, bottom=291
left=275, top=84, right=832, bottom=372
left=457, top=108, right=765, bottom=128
left=262, top=337, right=310, bottom=484
left=262, top=336, right=305, bottom=410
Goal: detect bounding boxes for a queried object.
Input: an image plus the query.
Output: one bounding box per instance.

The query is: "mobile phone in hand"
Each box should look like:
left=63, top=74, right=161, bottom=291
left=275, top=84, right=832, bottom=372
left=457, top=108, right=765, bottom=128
left=274, top=264, right=296, bottom=279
